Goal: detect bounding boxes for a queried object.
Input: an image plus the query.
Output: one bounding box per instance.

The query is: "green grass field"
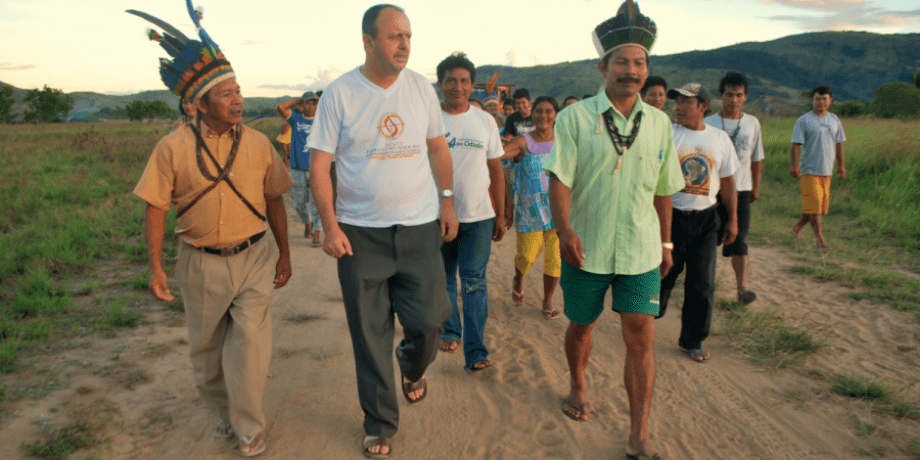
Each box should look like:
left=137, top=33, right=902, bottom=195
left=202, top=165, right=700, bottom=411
left=0, top=116, right=917, bottom=374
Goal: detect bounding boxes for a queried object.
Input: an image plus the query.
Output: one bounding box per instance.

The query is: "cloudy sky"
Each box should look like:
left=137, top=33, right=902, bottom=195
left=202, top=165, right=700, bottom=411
left=1, top=0, right=918, bottom=97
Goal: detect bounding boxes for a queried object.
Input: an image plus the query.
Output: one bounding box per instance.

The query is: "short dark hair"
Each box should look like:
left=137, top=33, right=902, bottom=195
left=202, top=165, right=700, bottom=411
left=811, top=85, right=833, bottom=98
left=582, top=94, right=593, bottom=100
left=564, top=96, right=579, bottom=103
left=512, top=88, right=530, bottom=101
left=641, top=75, right=667, bottom=97
left=532, top=95, right=560, bottom=114
left=719, top=71, right=748, bottom=95
left=503, top=97, right=515, bottom=106
left=362, top=4, right=404, bottom=38
left=436, top=52, right=476, bottom=84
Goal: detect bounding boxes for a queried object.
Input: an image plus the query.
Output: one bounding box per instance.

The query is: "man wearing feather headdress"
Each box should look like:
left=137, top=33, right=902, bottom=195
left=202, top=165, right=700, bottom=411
left=129, top=2, right=292, bottom=457
left=544, top=1, right=684, bottom=459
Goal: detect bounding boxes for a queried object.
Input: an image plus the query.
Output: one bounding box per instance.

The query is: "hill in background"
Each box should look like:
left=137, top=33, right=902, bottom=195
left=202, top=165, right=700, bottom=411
left=2, top=31, right=917, bottom=122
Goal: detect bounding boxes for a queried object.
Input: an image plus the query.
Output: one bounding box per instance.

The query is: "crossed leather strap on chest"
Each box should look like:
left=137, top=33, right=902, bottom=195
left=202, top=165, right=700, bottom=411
left=177, top=123, right=266, bottom=222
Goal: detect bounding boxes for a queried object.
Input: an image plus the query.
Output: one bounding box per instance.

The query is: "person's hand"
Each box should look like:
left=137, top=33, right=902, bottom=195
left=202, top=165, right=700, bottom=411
left=659, top=248, right=673, bottom=279
left=273, top=253, right=292, bottom=289
left=790, top=164, right=801, bottom=179
left=148, top=267, right=175, bottom=302
left=837, top=165, right=846, bottom=180
left=723, top=220, right=738, bottom=246
left=750, top=186, right=760, bottom=203
left=492, top=216, right=506, bottom=242
left=323, top=227, right=353, bottom=259
left=557, top=227, right=585, bottom=269
left=440, top=203, right=458, bottom=242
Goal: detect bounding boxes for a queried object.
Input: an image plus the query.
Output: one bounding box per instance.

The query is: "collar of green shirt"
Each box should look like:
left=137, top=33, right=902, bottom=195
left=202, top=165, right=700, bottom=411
left=591, top=88, right=646, bottom=127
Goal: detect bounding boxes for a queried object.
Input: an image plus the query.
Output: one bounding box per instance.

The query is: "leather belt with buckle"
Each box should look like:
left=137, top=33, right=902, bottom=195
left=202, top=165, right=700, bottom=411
left=199, top=231, right=266, bottom=257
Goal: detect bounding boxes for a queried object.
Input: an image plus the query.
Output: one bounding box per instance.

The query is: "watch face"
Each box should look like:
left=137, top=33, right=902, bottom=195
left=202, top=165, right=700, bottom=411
left=441, top=189, right=454, bottom=198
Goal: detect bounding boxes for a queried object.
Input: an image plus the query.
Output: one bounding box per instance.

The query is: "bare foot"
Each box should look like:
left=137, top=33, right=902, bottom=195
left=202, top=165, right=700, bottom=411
left=439, top=339, right=458, bottom=352
left=511, top=275, right=524, bottom=306
left=470, top=359, right=492, bottom=372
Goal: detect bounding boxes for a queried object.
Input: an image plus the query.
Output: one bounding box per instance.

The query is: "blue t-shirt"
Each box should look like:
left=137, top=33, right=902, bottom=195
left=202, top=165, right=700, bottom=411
left=287, top=112, right=314, bottom=170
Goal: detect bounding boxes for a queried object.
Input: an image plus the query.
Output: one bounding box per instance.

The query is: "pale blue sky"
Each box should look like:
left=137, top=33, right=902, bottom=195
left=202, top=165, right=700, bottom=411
left=1, top=0, right=918, bottom=96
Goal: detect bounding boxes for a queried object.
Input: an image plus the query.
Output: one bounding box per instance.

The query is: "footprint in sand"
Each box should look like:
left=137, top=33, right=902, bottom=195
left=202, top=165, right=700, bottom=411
left=535, top=419, right=564, bottom=447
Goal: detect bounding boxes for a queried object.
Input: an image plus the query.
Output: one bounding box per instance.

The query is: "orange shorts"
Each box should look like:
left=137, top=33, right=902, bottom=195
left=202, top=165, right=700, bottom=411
left=800, top=175, right=831, bottom=214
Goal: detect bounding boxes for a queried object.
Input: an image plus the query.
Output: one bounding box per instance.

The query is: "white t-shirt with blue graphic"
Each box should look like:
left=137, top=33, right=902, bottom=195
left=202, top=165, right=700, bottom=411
left=671, top=124, right=740, bottom=211
left=442, top=106, right=503, bottom=223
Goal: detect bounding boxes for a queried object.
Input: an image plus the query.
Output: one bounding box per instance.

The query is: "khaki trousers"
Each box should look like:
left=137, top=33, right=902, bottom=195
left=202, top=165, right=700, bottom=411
left=176, top=235, right=276, bottom=439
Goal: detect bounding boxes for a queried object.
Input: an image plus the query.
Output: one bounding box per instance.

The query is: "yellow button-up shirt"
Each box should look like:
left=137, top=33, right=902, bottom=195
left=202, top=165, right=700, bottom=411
left=544, top=90, right=684, bottom=275
left=134, top=123, right=293, bottom=248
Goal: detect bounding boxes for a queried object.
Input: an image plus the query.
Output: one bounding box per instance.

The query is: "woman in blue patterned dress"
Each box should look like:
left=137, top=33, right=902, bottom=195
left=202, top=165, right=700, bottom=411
left=499, top=96, right=561, bottom=320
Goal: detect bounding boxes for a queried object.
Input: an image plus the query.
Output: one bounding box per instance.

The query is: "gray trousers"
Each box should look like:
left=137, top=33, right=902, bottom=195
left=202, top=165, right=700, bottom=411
left=337, top=221, right=451, bottom=438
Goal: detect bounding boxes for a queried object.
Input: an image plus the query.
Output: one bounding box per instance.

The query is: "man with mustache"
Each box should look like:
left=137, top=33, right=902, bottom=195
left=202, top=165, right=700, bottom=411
left=307, top=4, right=457, bottom=458
left=657, top=82, right=740, bottom=365
left=705, top=71, right=765, bottom=304
left=129, top=3, right=292, bottom=456
left=544, top=2, right=684, bottom=459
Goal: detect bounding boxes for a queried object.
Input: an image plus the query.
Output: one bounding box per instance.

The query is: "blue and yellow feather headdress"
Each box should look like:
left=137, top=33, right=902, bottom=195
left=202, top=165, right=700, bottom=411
left=592, top=0, right=657, bottom=59
left=127, top=0, right=235, bottom=102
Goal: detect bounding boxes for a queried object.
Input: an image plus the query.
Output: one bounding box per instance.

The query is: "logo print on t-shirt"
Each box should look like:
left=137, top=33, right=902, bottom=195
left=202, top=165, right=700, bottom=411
left=678, top=147, right=714, bottom=197
left=378, top=114, right=405, bottom=139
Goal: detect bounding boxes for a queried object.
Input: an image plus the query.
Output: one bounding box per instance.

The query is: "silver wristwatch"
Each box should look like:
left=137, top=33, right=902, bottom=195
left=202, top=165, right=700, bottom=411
left=440, top=189, right=454, bottom=199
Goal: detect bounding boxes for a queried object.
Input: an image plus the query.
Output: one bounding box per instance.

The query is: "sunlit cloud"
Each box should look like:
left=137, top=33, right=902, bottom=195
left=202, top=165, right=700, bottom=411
left=767, top=6, right=920, bottom=30
left=0, top=63, right=37, bottom=71
left=257, top=66, right=347, bottom=91
left=757, top=0, right=864, bottom=12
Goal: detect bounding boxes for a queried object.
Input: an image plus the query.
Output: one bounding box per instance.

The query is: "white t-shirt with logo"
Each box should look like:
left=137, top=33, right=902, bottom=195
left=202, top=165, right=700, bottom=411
left=442, top=106, right=503, bottom=223
left=704, top=113, right=765, bottom=192
left=671, top=124, right=740, bottom=211
left=308, top=67, right=446, bottom=227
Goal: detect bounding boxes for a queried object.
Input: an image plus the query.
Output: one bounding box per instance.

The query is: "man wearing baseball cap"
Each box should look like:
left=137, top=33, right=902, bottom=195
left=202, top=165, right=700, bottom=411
left=656, top=82, right=740, bottom=365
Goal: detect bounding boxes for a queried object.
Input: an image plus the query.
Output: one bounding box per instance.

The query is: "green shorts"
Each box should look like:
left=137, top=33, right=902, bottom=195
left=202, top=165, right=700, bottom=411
left=560, top=262, right=661, bottom=325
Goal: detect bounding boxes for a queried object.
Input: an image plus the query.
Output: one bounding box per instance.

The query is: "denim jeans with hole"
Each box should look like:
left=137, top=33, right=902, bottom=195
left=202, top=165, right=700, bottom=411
left=441, top=218, right=494, bottom=371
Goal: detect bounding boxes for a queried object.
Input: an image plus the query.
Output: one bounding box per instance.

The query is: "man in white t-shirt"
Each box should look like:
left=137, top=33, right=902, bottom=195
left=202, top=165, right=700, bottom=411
left=434, top=52, right=506, bottom=373
left=307, top=4, right=458, bottom=457
left=791, top=85, right=846, bottom=250
left=705, top=71, right=765, bottom=304
left=658, top=83, right=740, bottom=364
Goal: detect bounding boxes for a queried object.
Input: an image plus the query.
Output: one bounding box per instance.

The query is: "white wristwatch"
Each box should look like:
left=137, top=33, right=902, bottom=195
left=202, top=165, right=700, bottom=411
left=440, top=189, right=454, bottom=199
left=662, top=242, right=674, bottom=250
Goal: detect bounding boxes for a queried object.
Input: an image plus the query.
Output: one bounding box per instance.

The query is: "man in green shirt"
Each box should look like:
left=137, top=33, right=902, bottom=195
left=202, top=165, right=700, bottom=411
left=544, top=2, right=684, bottom=459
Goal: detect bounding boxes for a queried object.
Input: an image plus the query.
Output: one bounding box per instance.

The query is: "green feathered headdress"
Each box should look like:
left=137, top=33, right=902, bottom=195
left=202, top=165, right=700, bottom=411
left=592, top=0, right=657, bottom=59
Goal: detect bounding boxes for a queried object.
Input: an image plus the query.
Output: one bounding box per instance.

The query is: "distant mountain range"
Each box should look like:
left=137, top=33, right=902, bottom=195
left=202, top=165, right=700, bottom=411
left=2, top=31, right=918, bottom=122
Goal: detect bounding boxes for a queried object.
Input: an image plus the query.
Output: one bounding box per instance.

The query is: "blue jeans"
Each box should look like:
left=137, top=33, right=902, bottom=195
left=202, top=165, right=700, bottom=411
left=290, top=169, right=313, bottom=226
left=441, top=218, right=494, bottom=371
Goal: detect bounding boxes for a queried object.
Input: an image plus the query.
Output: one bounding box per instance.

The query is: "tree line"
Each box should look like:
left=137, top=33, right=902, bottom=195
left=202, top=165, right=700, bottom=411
left=1, top=75, right=919, bottom=124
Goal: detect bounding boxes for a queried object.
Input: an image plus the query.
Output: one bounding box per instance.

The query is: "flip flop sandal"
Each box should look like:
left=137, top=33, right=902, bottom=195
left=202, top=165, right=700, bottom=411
left=215, top=418, right=234, bottom=439
left=561, top=398, right=591, bottom=422
left=400, top=372, right=427, bottom=404
left=363, top=436, right=392, bottom=458
left=238, top=434, right=266, bottom=457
